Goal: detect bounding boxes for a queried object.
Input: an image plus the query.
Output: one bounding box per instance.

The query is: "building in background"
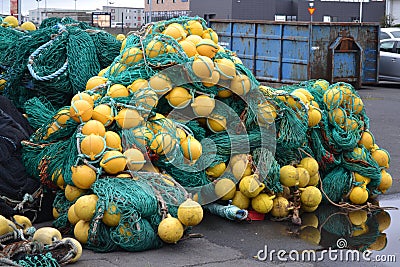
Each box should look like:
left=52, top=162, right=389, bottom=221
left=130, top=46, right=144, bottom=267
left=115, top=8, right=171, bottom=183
left=144, top=0, right=190, bottom=23
left=103, top=6, right=144, bottom=28
left=296, top=0, right=385, bottom=23
left=386, top=0, right=400, bottom=25
left=28, top=8, right=93, bottom=25
left=149, top=0, right=385, bottom=23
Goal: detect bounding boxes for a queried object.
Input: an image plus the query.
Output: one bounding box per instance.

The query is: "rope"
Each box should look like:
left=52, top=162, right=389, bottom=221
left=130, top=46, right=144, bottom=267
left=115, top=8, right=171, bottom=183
left=204, top=203, right=248, bottom=221
left=27, top=38, right=69, bottom=81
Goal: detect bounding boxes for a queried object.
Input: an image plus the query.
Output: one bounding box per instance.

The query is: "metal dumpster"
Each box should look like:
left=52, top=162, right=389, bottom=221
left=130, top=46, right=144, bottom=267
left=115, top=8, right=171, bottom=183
left=210, top=20, right=379, bottom=87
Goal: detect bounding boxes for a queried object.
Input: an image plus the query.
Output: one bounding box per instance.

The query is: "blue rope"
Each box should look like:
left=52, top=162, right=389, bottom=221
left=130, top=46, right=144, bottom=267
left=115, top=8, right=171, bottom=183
left=27, top=38, right=69, bottom=81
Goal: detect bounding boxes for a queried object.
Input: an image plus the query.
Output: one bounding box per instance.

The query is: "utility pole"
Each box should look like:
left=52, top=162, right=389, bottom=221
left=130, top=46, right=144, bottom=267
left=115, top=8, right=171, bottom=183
left=44, top=0, right=47, bottom=21
left=149, top=0, right=152, bottom=23
left=36, top=0, right=42, bottom=24
left=18, top=0, right=21, bottom=22
left=359, top=0, right=363, bottom=23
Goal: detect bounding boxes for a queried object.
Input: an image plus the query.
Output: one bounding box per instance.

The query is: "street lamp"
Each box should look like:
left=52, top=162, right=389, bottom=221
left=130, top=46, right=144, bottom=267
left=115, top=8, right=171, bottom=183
left=36, top=0, right=42, bottom=23
left=149, top=0, right=152, bottom=23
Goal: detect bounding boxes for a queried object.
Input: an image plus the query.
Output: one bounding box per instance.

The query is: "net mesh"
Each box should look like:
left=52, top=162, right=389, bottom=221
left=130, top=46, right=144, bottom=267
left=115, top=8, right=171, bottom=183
left=14, top=15, right=390, bottom=254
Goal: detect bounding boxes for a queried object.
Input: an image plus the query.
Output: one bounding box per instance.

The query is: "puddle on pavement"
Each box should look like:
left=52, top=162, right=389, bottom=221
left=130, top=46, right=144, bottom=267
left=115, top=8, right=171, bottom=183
left=288, top=195, right=399, bottom=259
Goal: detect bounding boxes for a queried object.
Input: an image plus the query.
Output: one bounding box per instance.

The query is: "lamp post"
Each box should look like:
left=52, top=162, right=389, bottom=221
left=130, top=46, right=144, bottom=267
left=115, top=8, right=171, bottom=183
left=36, top=0, right=42, bottom=24
left=18, top=0, right=21, bottom=22
left=149, top=0, right=152, bottom=23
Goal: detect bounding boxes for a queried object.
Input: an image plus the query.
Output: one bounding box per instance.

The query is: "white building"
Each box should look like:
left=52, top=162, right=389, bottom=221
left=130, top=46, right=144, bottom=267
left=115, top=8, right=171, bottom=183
left=102, top=6, right=145, bottom=28
left=387, top=0, right=400, bottom=24
left=28, top=8, right=93, bottom=25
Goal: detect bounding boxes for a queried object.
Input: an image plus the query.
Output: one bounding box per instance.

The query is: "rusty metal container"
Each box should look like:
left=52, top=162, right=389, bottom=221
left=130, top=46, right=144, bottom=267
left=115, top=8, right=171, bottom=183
left=210, top=20, right=379, bottom=87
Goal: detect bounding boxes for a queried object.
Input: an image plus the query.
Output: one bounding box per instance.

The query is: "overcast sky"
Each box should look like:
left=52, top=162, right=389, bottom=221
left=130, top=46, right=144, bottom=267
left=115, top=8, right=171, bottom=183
left=1, top=0, right=144, bottom=15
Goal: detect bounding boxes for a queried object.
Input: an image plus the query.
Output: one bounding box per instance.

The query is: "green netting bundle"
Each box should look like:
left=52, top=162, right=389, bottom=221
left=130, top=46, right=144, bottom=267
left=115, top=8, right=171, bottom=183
left=252, top=148, right=283, bottom=193
left=273, top=91, right=308, bottom=151
left=2, top=17, right=120, bottom=109
left=88, top=30, right=122, bottom=69
left=0, top=26, right=23, bottom=60
left=39, top=17, right=93, bottom=30
left=1, top=27, right=59, bottom=108
left=16, top=252, right=60, bottom=267
left=341, top=147, right=382, bottom=191
left=66, top=174, right=189, bottom=252
left=308, top=128, right=341, bottom=174
left=321, top=166, right=353, bottom=203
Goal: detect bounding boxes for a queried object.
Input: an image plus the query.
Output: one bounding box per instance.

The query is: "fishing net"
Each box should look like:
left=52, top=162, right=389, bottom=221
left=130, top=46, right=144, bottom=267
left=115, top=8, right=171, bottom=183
left=17, top=15, right=391, bottom=255
left=0, top=238, right=82, bottom=266
left=1, top=17, right=120, bottom=109
left=51, top=174, right=189, bottom=252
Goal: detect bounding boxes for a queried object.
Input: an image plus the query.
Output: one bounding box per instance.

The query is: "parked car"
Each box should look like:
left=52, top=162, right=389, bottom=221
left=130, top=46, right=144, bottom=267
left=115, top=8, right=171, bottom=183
left=379, top=38, right=400, bottom=82
left=380, top=27, right=400, bottom=40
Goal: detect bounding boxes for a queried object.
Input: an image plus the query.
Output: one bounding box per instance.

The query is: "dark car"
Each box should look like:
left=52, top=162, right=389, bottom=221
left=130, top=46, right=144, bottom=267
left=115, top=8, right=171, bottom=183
left=379, top=38, right=400, bottom=82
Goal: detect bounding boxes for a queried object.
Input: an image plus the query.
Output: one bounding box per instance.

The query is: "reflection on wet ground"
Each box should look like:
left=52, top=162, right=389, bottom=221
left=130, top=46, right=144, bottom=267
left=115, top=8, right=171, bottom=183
left=289, top=194, right=399, bottom=264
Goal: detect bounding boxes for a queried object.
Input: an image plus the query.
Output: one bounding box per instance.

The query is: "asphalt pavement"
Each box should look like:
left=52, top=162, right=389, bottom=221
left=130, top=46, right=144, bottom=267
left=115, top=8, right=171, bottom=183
left=45, top=83, right=400, bottom=267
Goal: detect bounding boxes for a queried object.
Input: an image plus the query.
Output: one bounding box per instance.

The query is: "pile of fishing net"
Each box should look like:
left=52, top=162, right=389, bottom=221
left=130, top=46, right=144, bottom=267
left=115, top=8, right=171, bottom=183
left=0, top=214, right=82, bottom=266
left=18, top=16, right=392, bottom=253
left=0, top=17, right=121, bottom=109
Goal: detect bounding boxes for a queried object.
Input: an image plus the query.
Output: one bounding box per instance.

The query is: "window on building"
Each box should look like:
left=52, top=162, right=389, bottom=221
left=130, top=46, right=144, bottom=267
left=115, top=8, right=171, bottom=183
left=156, top=0, right=159, bottom=3
left=111, top=9, right=115, bottom=13
left=126, top=16, right=131, bottom=19
left=286, top=16, right=297, bottom=21
left=147, top=0, right=150, bottom=4
left=182, top=0, right=188, bottom=2
left=112, top=15, right=115, bottom=20
left=173, top=0, right=176, bottom=2
left=134, top=16, right=137, bottom=19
